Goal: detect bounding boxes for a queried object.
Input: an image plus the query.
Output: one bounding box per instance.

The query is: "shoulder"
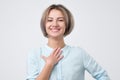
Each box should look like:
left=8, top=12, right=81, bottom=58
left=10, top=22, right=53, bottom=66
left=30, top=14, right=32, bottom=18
left=67, top=45, right=92, bottom=61
left=68, top=46, right=92, bottom=60
left=27, top=47, right=43, bottom=58
left=67, top=45, right=86, bottom=53
left=66, top=45, right=89, bottom=61
left=65, top=45, right=88, bottom=57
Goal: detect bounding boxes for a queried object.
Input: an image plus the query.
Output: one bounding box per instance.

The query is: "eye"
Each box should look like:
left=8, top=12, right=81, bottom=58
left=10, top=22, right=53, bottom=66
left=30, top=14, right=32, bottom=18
left=47, top=19, right=53, bottom=22
left=58, top=17, right=64, bottom=22
left=58, top=19, right=64, bottom=22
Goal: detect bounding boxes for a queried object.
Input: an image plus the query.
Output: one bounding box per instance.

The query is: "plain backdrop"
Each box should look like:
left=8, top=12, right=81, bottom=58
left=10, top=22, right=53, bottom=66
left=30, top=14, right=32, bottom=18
left=0, top=0, right=120, bottom=80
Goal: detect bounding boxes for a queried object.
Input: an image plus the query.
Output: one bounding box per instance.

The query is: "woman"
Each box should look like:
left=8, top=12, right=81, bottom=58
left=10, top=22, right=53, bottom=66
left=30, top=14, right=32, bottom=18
left=27, top=4, right=110, bottom=80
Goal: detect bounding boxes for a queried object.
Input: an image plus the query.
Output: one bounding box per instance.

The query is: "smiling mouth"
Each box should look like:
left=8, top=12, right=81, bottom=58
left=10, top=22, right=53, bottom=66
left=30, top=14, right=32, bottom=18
left=50, top=27, right=61, bottom=32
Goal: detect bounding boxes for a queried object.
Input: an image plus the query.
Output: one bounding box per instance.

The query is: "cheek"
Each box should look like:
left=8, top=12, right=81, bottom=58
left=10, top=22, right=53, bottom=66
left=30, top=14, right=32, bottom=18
left=45, top=23, right=50, bottom=29
left=62, top=24, right=66, bottom=31
left=61, top=26, right=66, bottom=34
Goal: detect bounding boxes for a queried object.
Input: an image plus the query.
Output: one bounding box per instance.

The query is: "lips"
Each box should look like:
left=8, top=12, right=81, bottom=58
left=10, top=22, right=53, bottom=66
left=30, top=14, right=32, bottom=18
left=49, top=26, right=61, bottom=32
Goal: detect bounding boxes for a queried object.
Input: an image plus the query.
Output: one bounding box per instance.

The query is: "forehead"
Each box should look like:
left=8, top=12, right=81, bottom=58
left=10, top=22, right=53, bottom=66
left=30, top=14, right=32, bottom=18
left=48, top=9, right=64, bottom=17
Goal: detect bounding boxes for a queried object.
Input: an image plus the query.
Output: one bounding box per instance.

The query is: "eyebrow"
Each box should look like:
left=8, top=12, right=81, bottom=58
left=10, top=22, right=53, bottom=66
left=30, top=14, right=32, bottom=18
left=47, top=17, right=64, bottom=19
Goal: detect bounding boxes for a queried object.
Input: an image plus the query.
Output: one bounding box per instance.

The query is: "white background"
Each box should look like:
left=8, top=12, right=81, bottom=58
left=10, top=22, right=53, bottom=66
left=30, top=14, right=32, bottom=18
left=0, top=0, right=120, bottom=80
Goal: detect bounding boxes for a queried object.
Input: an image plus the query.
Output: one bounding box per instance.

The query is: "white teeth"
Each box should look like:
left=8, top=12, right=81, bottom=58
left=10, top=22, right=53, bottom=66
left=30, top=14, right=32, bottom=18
left=49, top=26, right=60, bottom=32
left=51, top=29, right=59, bottom=31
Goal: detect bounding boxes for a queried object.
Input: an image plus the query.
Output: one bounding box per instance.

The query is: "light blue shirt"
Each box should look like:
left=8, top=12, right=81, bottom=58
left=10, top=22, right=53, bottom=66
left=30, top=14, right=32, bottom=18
left=26, top=45, right=110, bottom=80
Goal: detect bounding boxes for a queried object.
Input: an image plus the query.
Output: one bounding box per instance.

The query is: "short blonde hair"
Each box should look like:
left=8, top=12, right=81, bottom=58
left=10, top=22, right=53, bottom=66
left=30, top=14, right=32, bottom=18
left=40, top=4, right=74, bottom=37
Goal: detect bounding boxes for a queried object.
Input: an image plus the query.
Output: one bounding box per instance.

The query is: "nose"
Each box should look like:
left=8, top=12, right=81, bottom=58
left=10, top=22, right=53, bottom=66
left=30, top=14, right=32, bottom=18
left=52, top=20, right=58, bottom=27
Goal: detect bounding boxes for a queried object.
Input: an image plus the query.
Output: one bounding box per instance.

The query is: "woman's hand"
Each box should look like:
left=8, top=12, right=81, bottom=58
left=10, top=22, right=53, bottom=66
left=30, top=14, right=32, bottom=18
left=36, top=48, right=64, bottom=80
left=41, top=48, right=64, bottom=66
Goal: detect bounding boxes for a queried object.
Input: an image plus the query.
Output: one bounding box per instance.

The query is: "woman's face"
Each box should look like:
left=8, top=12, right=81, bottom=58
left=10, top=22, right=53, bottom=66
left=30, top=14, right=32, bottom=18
left=45, top=9, right=66, bottom=39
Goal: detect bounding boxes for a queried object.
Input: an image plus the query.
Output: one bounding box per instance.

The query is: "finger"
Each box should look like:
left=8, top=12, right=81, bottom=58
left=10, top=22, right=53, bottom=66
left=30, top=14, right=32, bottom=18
left=51, top=48, right=58, bottom=55
left=56, top=50, right=62, bottom=58
left=57, top=55, right=64, bottom=62
left=54, top=48, right=61, bottom=56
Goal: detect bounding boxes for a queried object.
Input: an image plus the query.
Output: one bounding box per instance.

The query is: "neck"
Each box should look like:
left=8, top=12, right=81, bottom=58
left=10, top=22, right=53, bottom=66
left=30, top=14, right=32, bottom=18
left=47, top=37, right=65, bottom=49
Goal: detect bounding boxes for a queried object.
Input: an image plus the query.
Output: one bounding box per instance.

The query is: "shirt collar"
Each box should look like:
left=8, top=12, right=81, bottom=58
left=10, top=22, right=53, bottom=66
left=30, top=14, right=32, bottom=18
left=45, top=44, right=68, bottom=52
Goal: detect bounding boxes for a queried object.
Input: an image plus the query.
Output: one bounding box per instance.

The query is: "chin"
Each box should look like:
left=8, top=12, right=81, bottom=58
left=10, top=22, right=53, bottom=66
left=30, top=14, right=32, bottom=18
left=48, top=34, right=64, bottom=39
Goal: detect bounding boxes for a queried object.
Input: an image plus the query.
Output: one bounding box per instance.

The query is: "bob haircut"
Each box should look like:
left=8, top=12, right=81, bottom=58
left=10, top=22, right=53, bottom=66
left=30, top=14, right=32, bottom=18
left=40, top=4, right=74, bottom=37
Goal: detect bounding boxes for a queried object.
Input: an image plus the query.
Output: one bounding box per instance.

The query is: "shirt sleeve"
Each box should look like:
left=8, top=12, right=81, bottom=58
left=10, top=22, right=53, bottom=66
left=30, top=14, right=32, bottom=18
left=82, top=49, right=110, bottom=80
left=26, top=49, right=40, bottom=80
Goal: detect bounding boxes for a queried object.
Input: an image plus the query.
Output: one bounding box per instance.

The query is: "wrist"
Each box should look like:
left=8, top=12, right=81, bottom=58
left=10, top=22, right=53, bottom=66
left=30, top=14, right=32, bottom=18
left=45, top=62, right=54, bottom=68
